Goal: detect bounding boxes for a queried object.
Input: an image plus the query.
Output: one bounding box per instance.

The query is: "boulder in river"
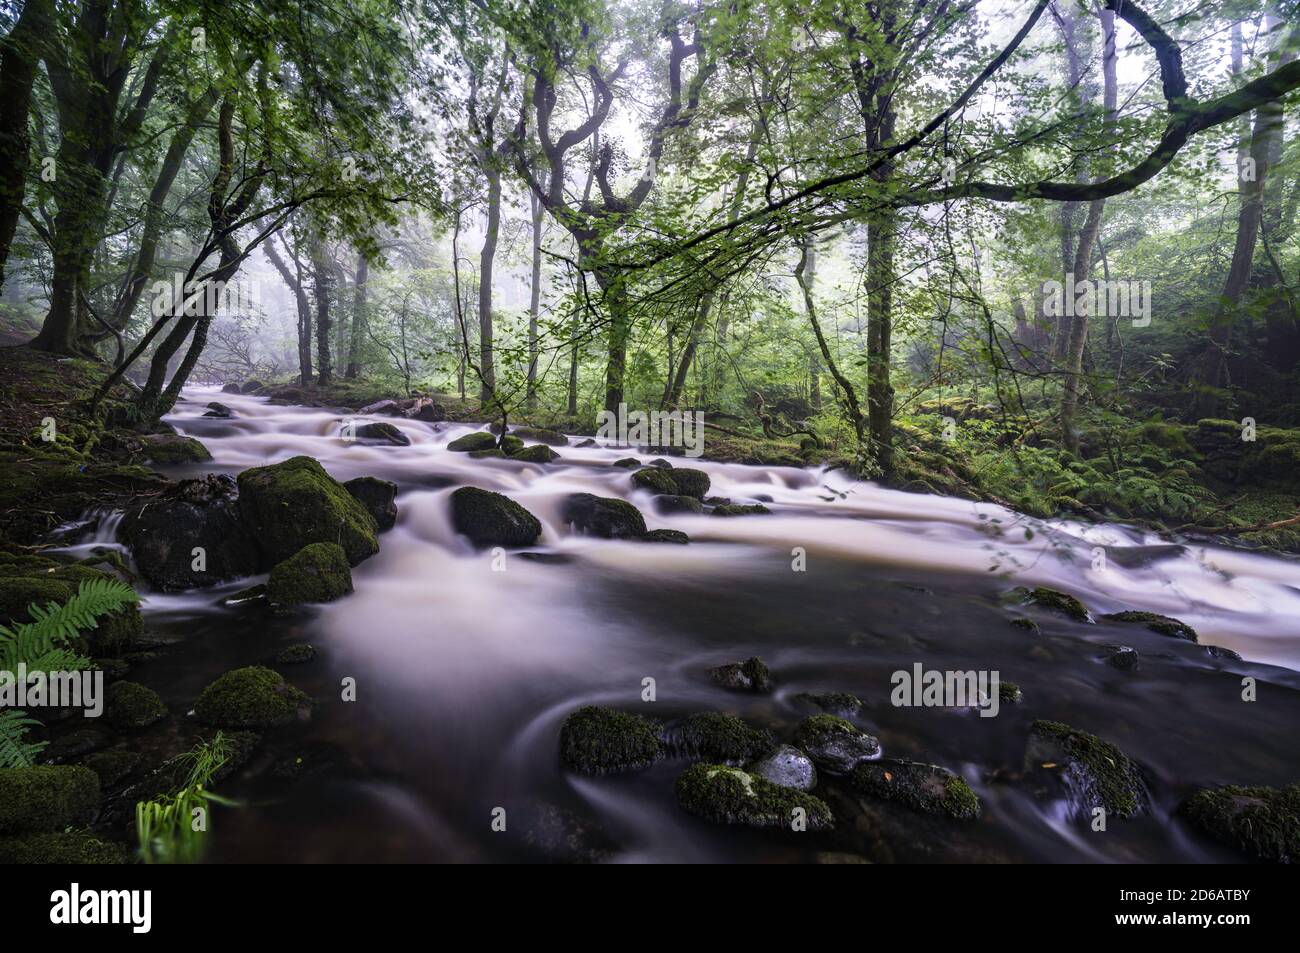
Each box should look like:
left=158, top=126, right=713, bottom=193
left=343, top=476, right=398, bottom=531
left=1101, top=644, right=1141, bottom=671
left=661, top=712, right=775, bottom=764
left=675, top=763, right=833, bottom=830
left=354, top=421, right=411, bottom=446
left=0, top=765, right=99, bottom=834
left=667, top=468, right=710, bottom=500
left=749, top=745, right=818, bottom=791
left=793, top=715, right=881, bottom=774
left=447, top=431, right=497, bottom=452
left=559, top=706, right=664, bottom=775
left=509, top=426, right=568, bottom=446
left=194, top=665, right=311, bottom=729
left=1025, top=719, right=1147, bottom=819
left=630, top=467, right=677, bottom=494
left=237, top=456, right=379, bottom=567
left=654, top=494, right=703, bottom=515
left=509, top=444, right=560, bottom=464
left=1012, top=586, right=1091, bottom=622
left=851, top=759, right=981, bottom=820
left=1100, top=610, right=1198, bottom=642
left=134, top=433, right=212, bottom=464
left=640, top=529, right=689, bottom=544
left=267, top=542, right=353, bottom=605
left=221, top=382, right=242, bottom=394
left=795, top=691, right=864, bottom=717
left=712, top=503, right=771, bottom=516
left=709, top=656, right=773, bottom=693
left=612, top=457, right=641, bottom=469
left=404, top=398, right=446, bottom=422
left=103, top=681, right=167, bottom=729
left=203, top=401, right=235, bottom=418
left=1180, top=782, right=1300, bottom=863
left=561, top=493, right=646, bottom=539
left=450, top=487, right=543, bottom=548
left=121, top=473, right=261, bottom=589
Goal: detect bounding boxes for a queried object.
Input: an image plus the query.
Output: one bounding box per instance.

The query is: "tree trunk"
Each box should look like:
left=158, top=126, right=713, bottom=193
left=478, top=169, right=500, bottom=406
left=347, top=251, right=368, bottom=379
left=527, top=191, right=542, bottom=411
left=265, top=237, right=313, bottom=384
left=312, top=237, right=333, bottom=385
left=0, top=0, right=52, bottom=292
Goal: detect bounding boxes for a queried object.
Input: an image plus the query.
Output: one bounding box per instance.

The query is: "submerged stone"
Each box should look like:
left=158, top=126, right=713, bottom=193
left=1100, top=610, right=1198, bottom=643
left=711, top=503, right=771, bottom=516
left=851, top=759, right=981, bottom=820
left=1013, top=586, right=1091, bottom=622
left=750, top=745, right=818, bottom=791
left=559, top=706, right=663, bottom=775
left=795, top=691, right=864, bottom=717
left=1026, top=719, right=1147, bottom=819
left=661, top=712, right=775, bottom=764
left=793, top=715, right=881, bottom=774
left=675, top=763, right=833, bottom=830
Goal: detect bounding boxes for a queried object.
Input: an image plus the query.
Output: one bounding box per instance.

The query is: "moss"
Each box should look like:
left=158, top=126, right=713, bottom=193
left=0, top=831, right=130, bottom=864
left=80, top=748, right=142, bottom=787
left=267, top=542, right=353, bottom=605
left=675, top=763, right=834, bottom=830
left=237, top=455, right=379, bottom=566
left=712, top=503, right=772, bottom=516
left=560, top=493, right=647, bottom=539
left=194, top=665, right=311, bottom=729
left=276, top=642, right=317, bottom=664
left=509, top=444, right=561, bottom=463
left=1181, top=783, right=1300, bottom=863
left=135, top=433, right=211, bottom=464
left=640, top=529, right=690, bottom=544
left=1100, top=610, right=1198, bottom=642
left=450, top=486, right=543, bottom=548
left=0, top=576, right=74, bottom=623
left=668, top=468, right=711, bottom=499
left=793, top=715, right=881, bottom=773
left=998, top=681, right=1023, bottom=703
left=709, top=656, right=773, bottom=693
left=851, top=760, right=981, bottom=820
left=612, top=457, right=641, bottom=468
left=0, top=765, right=100, bottom=834
left=662, top=712, right=775, bottom=764
left=510, top=427, right=568, bottom=446
left=1027, top=719, right=1146, bottom=819
left=468, top=448, right=506, bottom=458
left=447, top=431, right=498, bottom=452
left=500, top=434, right=525, bottom=455
left=795, top=691, right=864, bottom=716
left=631, top=467, right=678, bottom=494
left=1013, top=586, right=1091, bottom=622
left=104, top=681, right=167, bottom=729
left=559, top=705, right=663, bottom=775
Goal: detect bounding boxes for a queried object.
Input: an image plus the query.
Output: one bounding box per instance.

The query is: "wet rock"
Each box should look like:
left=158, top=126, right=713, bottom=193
left=104, top=681, right=167, bottom=729
left=447, top=431, right=497, bottom=452
left=640, top=529, right=689, bottom=544
left=355, top=421, right=411, bottom=446
left=574, top=438, right=597, bottom=448
left=469, top=448, right=505, bottom=459
left=404, top=398, right=446, bottom=422
left=276, top=643, right=317, bottom=664
left=221, top=382, right=243, bottom=394
left=518, top=552, right=577, bottom=564
left=1102, top=544, right=1186, bottom=569
left=92, top=658, right=131, bottom=682
left=80, top=748, right=142, bottom=787
left=223, top=583, right=267, bottom=606
left=559, top=706, right=663, bottom=775
left=1025, top=719, right=1147, bottom=819
left=121, top=473, right=261, bottom=590
left=793, top=715, right=881, bottom=774
left=654, top=494, right=703, bottom=515
left=661, top=712, right=775, bottom=764
left=1100, top=610, right=1198, bottom=643
left=358, top=399, right=401, bottom=416
left=241, top=379, right=265, bottom=394
left=520, top=800, right=616, bottom=863
left=1101, top=644, right=1141, bottom=671
left=39, top=727, right=112, bottom=764
left=510, top=427, right=568, bottom=446
left=668, top=468, right=710, bottom=499
left=750, top=745, right=818, bottom=791
left=709, top=656, right=773, bottom=693
left=0, top=576, right=73, bottom=622
left=237, top=456, right=379, bottom=566
left=1205, top=645, right=1242, bottom=661
left=343, top=476, right=398, bottom=531
left=450, top=487, right=543, bottom=548
left=561, top=493, right=646, bottom=539
left=851, top=759, right=981, bottom=820
left=1013, top=586, right=1091, bottom=622
left=194, top=665, right=311, bottom=729
left=675, top=763, right=833, bottom=830
left=612, top=457, right=641, bottom=468
left=1181, top=782, right=1300, bottom=863
left=510, top=444, right=561, bottom=464
left=1010, top=617, right=1041, bottom=635
left=267, top=542, right=353, bottom=605
left=203, top=401, right=235, bottom=418
left=135, top=433, right=212, bottom=464
left=631, top=467, right=677, bottom=494
left=704, top=496, right=731, bottom=506
left=712, top=503, right=771, bottom=516
left=999, top=681, right=1023, bottom=704
left=647, top=458, right=674, bottom=469
left=795, top=691, right=864, bottom=717
left=0, top=831, right=129, bottom=864
left=0, top=765, right=99, bottom=833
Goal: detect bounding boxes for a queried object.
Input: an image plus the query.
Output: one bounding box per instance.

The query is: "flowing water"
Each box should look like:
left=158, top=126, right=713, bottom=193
left=65, top=387, right=1300, bottom=862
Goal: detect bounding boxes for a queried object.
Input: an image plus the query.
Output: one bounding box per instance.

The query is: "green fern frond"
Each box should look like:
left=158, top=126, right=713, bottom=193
left=0, top=710, right=48, bottom=769
left=0, top=577, right=137, bottom=674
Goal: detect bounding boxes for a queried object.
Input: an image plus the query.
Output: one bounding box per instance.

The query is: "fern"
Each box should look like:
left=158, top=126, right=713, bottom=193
left=0, top=710, right=48, bottom=769
left=136, top=733, right=238, bottom=864
left=0, top=577, right=138, bottom=674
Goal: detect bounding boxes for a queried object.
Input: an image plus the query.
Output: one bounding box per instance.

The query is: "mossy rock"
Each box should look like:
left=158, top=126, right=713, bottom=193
left=104, top=681, right=167, bottom=729
left=509, top=444, right=561, bottom=464
left=851, top=759, right=981, bottom=820
left=510, top=427, right=568, bottom=447
left=0, top=765, right=100, bottom=834
left=468, top=448, right=506, bottom=459
left=343, top=476, right=398, bottom=531
left=712, top=503, right=771, bottom=516
left=793, top=715, right=881, bottom=774
left=1013, top=586, right=1091, bottom=622
left=447, top=431, right=498, bottom=452
left=449, top=487, right=543, bottom=548
left=194, top=665, right=311, bottom=729
left=560, top=493, right=646, bottom=539
left=640, top=529, right=690, bottom=544
left=1181, top=783, right=1300, bottom=863
left=795, top=691, right=864, bottom=717
left=612, top=457, right=641, bottom=468
left=500, top=434, right=525, bottom=455
left=1100, top=610, right=1198, bottom=642
left=653, top=494, right=704, bottom=515
left=667, top=467, right=711, bottom=500
left=0, top=566, right=141, bottom=653
left=661, top=712, right=775, bottom=764
left=559, top=705, right=663, bottom=775
left=237, top=455, right=378, bottom=567
left=0, top=576, right=74, bottom=623
left=631, top=467, right=678, bottom=494
left=709, top=656, right=773, bottom=693
left=1026, top=720, right=1146, bottom=819
left=999, top=681, right=1023, bottom=704
left=80, top=748, right=143, bottom=787
left=0, top=831, right=130, bottom=864
left=354, top=421, right=410, bottom=446
left=675, top=763, right=834, bottom=830
left=135, top=433, right=212, bottom=464
left=267, top=542, right=353, bottom=605
left=276, top=642, right=317, bottom=664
